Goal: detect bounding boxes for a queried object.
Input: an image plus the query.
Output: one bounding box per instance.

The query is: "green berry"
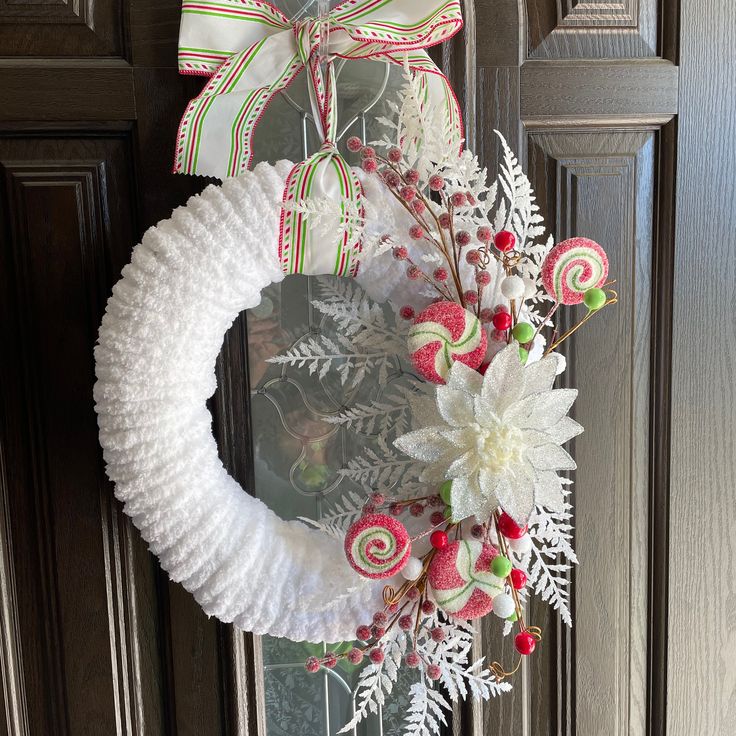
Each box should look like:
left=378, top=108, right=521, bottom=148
left=512, top=322, right=534, bottom=344
left=491, top=554, right=512, bottom=578
left=506, top=611, right=518, bottom=622
left=518, top=347, right=529, bottom=364
left=439, top=480, right=453, bottom=504
left=584, top=287, right=606, bottom=311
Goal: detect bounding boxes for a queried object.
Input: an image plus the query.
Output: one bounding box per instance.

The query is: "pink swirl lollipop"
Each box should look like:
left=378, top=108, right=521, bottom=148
left=427, top=540, right=504, bottom=619
left=541, top=237, right=609, bottom=305
left=344, top=513, right=411, bottom=580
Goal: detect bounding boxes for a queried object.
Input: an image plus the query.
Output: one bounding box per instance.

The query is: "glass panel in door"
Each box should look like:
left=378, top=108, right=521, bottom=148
left=245, top=2, right=412, bottom=733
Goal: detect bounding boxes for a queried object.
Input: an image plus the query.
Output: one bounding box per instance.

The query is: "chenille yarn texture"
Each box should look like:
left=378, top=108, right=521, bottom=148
left=94, top=160, right=391, bottom=642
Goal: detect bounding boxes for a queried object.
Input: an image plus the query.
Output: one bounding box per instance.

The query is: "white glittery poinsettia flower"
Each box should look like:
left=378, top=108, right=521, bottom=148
left=395, top=345, right=583, bottom=524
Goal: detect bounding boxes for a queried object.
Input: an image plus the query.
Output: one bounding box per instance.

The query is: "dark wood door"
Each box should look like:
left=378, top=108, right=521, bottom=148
left=1, top=1, right=733, bottom=735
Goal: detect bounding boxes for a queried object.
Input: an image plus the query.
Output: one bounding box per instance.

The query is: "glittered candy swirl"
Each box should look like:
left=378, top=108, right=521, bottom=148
left=408, top=301, right=488, bottom=384
left=541, top=237, right=609, bottom=305
left=344, top=513, right=411, bottom=580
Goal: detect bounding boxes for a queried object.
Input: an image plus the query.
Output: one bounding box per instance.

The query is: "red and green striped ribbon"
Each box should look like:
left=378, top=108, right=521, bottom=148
left=175, top=0, right=464, bottom=276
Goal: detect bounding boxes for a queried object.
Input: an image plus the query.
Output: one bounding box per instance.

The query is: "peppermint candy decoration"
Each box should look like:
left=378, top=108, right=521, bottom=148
left=344, top=513, right=411, bottom=580
left=407, top=301, right=488, bottom=384
left=427, top=540, right=504, bottom=619
left=541, top=237, right=609, bottom=305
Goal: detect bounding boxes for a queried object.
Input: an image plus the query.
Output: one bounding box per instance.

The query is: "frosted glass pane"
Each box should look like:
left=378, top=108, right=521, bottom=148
left=243, top=2, right=410, bottom=734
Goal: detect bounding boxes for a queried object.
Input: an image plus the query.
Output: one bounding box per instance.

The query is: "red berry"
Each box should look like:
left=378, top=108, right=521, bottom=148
left=430, top=530, right=449, bottom=549
left=429, top=175, right=445, bottom=191
left=362, top=158, right=378, bottom=173
left=361, top=146, right=375, bottom=159
left=406, top=265, right=422, bottom=280
left=405, top=169, right=420, bottom=184
left=514, top=631, right=536, bottom=656
left=400, top=186, right=416, bottom=201
left=372, top=625, right=386, bottom=638
left=399, top=305, right=415, bottom=320
left=388, top=602, right=399, bottom=614
left=510, top=568, right=528, bottom=590
left=494, top=304, right=509, bottom=314
left=471, top=523, right=485, bottom=538
left=433, top=267, right=448, bottom=282
left=480, top=308, right=494, bottom=323
left=347, top=647, right=364, bottom=664
left=393, top=245, right=408, bottom=260
left=456, top=230, right=471, bottom=246
left=411, top=199, right=426, bottom=214
left=323, top=652, right=338, bottom=668
left=476, top=270, right=491, bottom=286
left=356, top=625, right=372, bottom=641
left=491, top=329, right=506, bottom=342
left=409, top=502, right=424, bottom=517
left=409, top=225, right=424, bottom=240
left=362, top=503, right=375, bottom=515
left=495, top=230, right=516, bottom=252
left=477, top=226, right=492, bottom=243
left=427, top=664, right=442, bottom=680
left=463, top=290, right=479, bottom=305
left=388, top=147, right=402, bottom=163
left=450, top=192, right=467, bottom=207
left=492, top=311, right=512, bottom=331
left=431, top=627, right=445, bottom=642
left=346, top=136, right=362, bottom=152
left=371, top=492, right=385, bottom=505
left=498, top=512, right=528, bottom=539
left=373, top=611, right=388, bottom=626
left=369, top=648, right=385, bottom=664
left=439, top=212, right=451, bottom=229
left=421, top=600, right=436, bottom=615
left=389, top=503, right=403, bottom=516
left=406, top=587, right=420, bottom=600
left=405, top=651, right=421, bottom=668
left=430, top=511, right=445, bottom=526
left=429, top=494, right=443, bottom=507
left=384, top=170, right=401, bottom=188
left=398, top=615, right=413, bottom=630
left=305, top=656, right=320, bottom=673
left=465, top=249, right=482, bottom=266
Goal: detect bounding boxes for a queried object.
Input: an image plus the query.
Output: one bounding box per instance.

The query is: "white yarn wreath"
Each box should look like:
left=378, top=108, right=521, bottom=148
left=94, top=161, right=409, bottom=643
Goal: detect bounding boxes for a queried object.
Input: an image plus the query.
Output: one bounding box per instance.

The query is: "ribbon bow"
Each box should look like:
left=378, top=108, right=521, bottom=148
left=175, top=0, right=464, bottom=276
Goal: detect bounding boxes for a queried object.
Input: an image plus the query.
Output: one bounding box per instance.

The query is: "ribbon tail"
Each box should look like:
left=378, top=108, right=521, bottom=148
left=173, top=35, right=302, bottom=178
left=279, top=147, right=364, bottom=277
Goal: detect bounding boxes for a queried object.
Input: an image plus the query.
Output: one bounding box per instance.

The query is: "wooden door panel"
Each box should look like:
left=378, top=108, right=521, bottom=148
left=527, top=130, right=655, bottom=736
left=526, top=0, right=658, bottom=57
left=0, top=135, right=163, bottom=736
left=462, top=2, right=678, bottom=734
left=0, top=0, right=123, bottom=56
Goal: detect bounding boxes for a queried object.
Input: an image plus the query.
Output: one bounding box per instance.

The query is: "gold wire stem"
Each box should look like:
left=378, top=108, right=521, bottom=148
left=543, top=290, right=618, bottom=356
left=490, top=657, right=523, bottom=682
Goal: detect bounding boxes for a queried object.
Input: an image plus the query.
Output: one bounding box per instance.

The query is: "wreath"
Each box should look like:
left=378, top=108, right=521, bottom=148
left=95, top=3, right=618, bottom=733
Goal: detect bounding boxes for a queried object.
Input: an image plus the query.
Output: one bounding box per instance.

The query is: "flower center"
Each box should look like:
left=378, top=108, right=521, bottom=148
left=477, top=424, right=524, bottom=473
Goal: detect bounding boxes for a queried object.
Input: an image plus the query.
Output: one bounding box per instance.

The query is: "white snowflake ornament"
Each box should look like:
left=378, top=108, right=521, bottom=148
left=394, top=345, right=583, bottom=524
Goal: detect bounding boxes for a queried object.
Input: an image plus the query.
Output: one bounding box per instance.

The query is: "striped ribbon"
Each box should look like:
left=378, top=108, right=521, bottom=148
left=175, top=0, right=464, bottom=276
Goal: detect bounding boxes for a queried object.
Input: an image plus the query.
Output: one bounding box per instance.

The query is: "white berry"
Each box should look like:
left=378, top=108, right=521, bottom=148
left=492, top=593, right=515, bottom=619
left=401, top=556, right=424, bottom=580
left=509, top=534, right=532, bottom=554
left=522, top=277, right=537, bottom=298
left=500, top=275, right=525, bottom=300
